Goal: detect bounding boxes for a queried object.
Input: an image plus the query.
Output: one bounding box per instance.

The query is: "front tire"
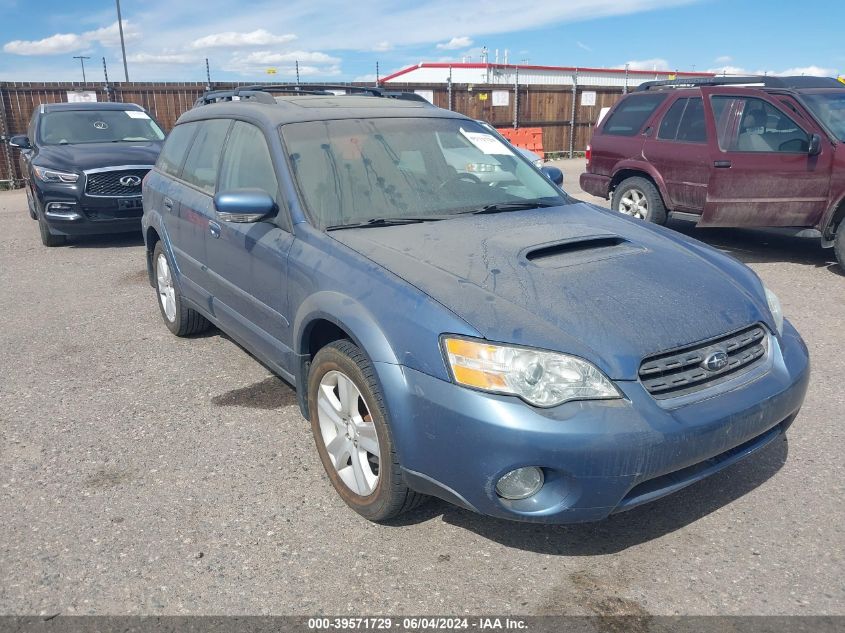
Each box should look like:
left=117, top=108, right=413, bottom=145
left=152, top=241, right=210, bottom=336
left=307, top=340, right=427, bottom=521
left=38, top=216, right=66, bottom=247
left=611, top=177, right=667, bottom=224
left=835, top=220, right=845, bottom=272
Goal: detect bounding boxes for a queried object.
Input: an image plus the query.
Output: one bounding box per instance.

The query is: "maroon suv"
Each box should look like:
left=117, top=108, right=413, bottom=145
left=580, top=76, right=845, bottom=267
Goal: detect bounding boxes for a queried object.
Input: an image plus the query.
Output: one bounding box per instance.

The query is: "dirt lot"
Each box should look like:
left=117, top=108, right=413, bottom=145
left=1, top=163, right=843, bottom=616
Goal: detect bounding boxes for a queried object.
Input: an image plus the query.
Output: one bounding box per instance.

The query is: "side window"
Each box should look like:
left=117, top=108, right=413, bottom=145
left=218, top=122, right=280, bottom=200
left=658, top=99, right=687, bottom=140
left=710, top=96, right=809, bottom=153
left=602, top=94, right=667, bottom=136
left=180, top=119, right=231, bottom=194
left=676, top=98, right=706, bottom=142
left=156, top=122, right=197, bottom=178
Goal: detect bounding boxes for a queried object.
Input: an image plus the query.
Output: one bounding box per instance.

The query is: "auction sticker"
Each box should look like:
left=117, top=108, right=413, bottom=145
left=126, top=110, right=151, bottom=119
left=459, top=128, right=514, bottom=156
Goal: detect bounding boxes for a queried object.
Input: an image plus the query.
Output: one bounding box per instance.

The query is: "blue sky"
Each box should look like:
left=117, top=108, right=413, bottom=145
left=0, top=0, right=842, bottom=83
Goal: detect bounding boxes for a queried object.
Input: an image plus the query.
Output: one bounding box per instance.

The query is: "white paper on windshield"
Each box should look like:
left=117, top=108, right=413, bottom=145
left=125, top=110, right=150, bottom=119
left=459, top=128, right=514, bottom=155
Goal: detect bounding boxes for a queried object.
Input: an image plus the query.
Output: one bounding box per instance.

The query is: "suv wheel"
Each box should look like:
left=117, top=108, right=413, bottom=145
left=835, top=220, right=845, bottom=271
left=612, top=177, right=667, bottom=224
left=26, top=188, right=37, bottom=220
left=307, top=340, right=427, bottom=521
left=38, top=216, right=66, bottom=247
left=152, top=242, right=210, bottom=336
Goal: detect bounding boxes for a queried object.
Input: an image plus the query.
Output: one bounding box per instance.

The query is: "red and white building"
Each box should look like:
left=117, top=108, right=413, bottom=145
left=381, top=62, right=714, bottom=88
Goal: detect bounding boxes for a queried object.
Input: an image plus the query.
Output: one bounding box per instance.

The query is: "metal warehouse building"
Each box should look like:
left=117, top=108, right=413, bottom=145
left=381, top=62, right=714, bottom=89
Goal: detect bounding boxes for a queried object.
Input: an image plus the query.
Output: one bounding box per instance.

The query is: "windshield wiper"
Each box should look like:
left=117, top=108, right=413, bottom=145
left=326, top=216, right=448, bottom=231
left=470, top=201, right=556, bottom=215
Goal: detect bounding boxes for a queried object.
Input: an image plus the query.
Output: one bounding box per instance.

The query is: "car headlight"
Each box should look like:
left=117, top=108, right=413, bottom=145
left=33, top=166, right=79, bottom=183
left=764, top=286, right=784, bottom=335
left=442, top=336, right=621, bottom=407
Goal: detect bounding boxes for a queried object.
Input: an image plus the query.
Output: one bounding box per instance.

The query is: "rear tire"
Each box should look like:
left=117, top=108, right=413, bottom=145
left=307, top=339, right=427, bottom=522
left=611, top=177, right=668, bottom=225
left=38, top=216, right=66, bottom=247
left=152, top=241, right=210, bottom=336
left=834, top=220, right=845, bottom=272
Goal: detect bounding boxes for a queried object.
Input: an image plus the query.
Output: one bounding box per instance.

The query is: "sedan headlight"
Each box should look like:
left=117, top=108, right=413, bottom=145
left=33, top=166, right=79, bottom=183
left=764, top=286, right=784, bottom=335
left=442, top=336, right=621, bottom=407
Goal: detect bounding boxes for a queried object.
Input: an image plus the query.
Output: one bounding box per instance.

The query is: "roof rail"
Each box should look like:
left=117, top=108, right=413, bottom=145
left=193, top=84, right=429, bottom=108
left=637, top=75, right=845, bottom=91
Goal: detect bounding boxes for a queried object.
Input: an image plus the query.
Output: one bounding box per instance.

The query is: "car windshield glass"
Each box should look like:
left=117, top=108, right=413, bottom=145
left=39, top=110, right=165, bottom=145
left=802, top=92, right=845, bottom=141
left=280, top=117, right=566, bottom=229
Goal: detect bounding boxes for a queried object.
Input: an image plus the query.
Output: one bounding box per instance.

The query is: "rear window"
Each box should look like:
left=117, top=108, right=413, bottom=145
left=156, top=123, right=197, bottom=178
left=180, top=119, right=232, bottom=194
left=602, top=94, right=667, bottom=136
left=658, top=97, right=707, bottom=143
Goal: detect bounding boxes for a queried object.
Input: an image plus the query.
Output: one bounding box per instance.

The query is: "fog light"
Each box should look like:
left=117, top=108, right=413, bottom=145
left=44, top=202, right=81, bottom=220
left=495, top=467, right=544, bottom=500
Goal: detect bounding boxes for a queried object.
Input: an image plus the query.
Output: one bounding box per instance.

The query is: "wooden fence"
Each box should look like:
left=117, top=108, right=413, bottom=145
left=0, top=81, right=626, bottom=186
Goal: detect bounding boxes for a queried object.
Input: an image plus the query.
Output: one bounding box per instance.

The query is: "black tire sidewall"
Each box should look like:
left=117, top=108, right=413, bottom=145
left=307, top=341, right=400, bottom=521
left=835, top=221, right=845, bottom=271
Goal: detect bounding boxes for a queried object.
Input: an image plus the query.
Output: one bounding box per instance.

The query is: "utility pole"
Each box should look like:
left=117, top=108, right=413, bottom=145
left=73, top=55, right=91, bottom=83
left=115, top=0, right=129, bottom=81
left=205, top=58, right=211, bottom=90
left=447, top=65, right=453, bottom=111
left=624, top=63, right=629, bottom=94
left=295, top=60, right=300, bottom=85
left=375, top=61, right=379, bottom=86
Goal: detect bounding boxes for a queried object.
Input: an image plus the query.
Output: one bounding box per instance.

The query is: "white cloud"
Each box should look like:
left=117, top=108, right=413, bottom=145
left=127, top=52, right=200, bottom=65
left=576, top=41, right=593, bottom=52
left=189, top=29, right=296, bottom=50
left=3, top=33, right=86, bottom=55
left=437, top=36, right=473, bottom=50
left=372, top=41, right=392, bottom=52
left=706, top=64, right=839, bottom=77
left=2, top=20, right=139, bottom=56
left=714, top=55, right=732, bottom=64
left=234, top=50, right=340, bottom=65
left=624, top=58, right=671, bottom=71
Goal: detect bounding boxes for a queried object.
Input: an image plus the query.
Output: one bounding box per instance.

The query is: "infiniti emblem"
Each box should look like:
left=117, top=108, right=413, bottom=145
left=702, top=349, right=729, bottom=372
left=119, top=175, right=142, bottom=187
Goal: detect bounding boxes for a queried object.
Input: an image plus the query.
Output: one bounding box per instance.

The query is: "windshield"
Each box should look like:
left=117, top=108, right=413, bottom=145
left=39, top=109, right=166, bottom=145
left=803, top=92, right=845, bottom=141
left=280, top=117, right=565, bottom=229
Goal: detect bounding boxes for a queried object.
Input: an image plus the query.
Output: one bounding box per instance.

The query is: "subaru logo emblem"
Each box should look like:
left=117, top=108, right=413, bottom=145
left=119, top=175, right=142, bottom=187
left=702, top=350, right=729, bottom=372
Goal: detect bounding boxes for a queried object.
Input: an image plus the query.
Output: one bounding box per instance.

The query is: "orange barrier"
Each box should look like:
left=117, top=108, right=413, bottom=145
left=496, top=127, right=545, bottom=159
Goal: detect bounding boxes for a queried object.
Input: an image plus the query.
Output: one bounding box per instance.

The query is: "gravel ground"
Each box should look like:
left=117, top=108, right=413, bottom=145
left=1, top=163, right=843, bottom=617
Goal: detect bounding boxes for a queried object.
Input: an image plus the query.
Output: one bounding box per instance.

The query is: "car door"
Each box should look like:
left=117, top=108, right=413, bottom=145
left=148, top=121, right=197, bottom=252
left=207, top=120, right=295, bottom=370
left=698, top=87, right=833, bottom=227
left=170, top=119, right=232, bottom=299
left=642, top=95, right=711, bottom=212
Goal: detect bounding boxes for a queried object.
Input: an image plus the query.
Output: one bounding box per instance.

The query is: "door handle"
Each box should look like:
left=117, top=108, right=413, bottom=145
left=209, top=221, right=221, bottom=239
left=713, top=160, right=732, bottom=168
left=163, top=197, right=173, bottom=209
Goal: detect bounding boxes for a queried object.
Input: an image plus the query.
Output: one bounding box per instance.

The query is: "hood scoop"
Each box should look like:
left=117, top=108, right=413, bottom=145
left=523, top=234, right=645, bottom=268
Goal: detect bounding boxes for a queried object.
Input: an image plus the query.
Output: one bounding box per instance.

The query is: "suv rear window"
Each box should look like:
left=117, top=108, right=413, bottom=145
left=156, top=123, right=197, bottom=178
left=658, top=97, right=707, bottom=143
left=602, top=94, right=667, bottom=136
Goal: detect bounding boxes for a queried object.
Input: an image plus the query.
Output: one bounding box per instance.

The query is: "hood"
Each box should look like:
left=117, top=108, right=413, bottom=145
left=331, top=202, right=772, bottom=380
left=33, top=141, right=162, bottom=173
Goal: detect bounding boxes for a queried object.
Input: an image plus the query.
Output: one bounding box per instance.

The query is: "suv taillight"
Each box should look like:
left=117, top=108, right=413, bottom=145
left=585, top=145, right=592, bottom=165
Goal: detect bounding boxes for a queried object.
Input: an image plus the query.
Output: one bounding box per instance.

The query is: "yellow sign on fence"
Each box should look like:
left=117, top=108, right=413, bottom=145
left=266, top=68, right=278, bottom=75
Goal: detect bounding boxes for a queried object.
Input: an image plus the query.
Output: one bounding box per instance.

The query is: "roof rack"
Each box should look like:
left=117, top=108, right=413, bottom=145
left=193, top=84, right=429, bottom=108
left=637, top=75, right=845, bottom=91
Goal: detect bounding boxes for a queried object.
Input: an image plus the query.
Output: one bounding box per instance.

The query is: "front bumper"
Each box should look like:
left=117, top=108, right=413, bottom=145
left=33, top=182, right=143, bottom=237
left=378, top=320, right=809, bottom=523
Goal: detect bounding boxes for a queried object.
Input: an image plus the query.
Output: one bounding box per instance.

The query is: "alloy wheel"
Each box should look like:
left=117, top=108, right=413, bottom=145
left=619, top=188, right=649, bottom=219
left=316, top=370, right=380, bottom=496
left=156, top=253, right=176, bottom=323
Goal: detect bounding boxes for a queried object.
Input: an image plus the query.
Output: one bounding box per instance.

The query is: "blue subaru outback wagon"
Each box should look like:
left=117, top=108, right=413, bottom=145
left=142, top=85, right=809, bottom=523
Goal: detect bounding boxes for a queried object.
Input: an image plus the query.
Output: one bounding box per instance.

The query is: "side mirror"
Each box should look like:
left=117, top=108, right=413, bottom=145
left=541, top=166, right=564, bottom=186
left=808, top=133, right=822, bottom=156
left=9, top=135, right=31, bottom=150
left=213, top=188, right=276, bottom=223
